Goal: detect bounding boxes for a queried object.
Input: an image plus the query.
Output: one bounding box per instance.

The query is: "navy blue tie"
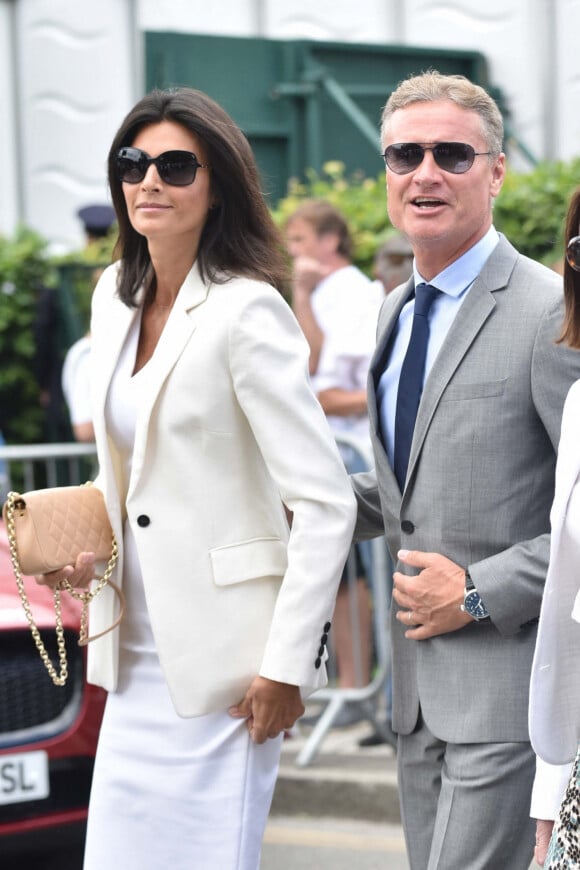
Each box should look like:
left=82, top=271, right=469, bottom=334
left=393, top=283, right=439, bottom=491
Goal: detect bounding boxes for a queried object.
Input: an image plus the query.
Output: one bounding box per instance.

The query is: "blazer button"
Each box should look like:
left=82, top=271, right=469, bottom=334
left=401, top=520, right=415, bottom=534
left=137, top=515, right=151, bottom=527
left=314, top=657, right=322, bottom=669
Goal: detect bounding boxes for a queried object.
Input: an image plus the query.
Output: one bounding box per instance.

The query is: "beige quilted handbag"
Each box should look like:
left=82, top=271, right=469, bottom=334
left=2, top=483, right=123, bottom=686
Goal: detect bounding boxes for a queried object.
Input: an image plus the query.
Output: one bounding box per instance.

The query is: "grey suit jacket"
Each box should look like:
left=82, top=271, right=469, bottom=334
left=353, top=235, right=580, bottom=742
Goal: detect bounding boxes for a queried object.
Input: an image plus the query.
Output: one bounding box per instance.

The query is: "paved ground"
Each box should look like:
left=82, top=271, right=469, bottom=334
left=270, top=709, right=542, bottom=869
left=262, top=816, right=409, bottom=869
left=272, top=711, right=400, bottom=823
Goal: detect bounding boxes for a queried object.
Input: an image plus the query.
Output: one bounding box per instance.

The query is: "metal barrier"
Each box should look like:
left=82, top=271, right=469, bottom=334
left=0, top=438, right=392, bottom=767
left=0, top=442, right=98, bottom=499
left=294, top=432, right=392, bottom=767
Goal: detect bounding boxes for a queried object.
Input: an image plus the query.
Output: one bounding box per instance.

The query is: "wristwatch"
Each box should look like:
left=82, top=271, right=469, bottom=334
left=460, top=570, right=490, bottom=621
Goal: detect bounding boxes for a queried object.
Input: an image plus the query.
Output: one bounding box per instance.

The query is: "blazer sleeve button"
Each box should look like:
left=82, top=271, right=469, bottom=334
left=137, top=514, right=151, bottom=527
left=314, top=657, right=322, bottom=669
left=318, top=645, right=325, bottom=656
left=323, top=621, right=331, bottom=633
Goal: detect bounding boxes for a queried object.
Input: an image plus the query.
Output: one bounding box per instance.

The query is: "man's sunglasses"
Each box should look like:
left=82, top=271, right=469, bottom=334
left=116, top=147, right=209, bottom=186
left=566, top=236, right=580, bottom=272
left=382, top=142, right=493, bottom=175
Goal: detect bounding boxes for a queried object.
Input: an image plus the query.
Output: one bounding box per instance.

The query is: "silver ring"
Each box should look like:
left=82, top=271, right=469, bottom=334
left=407, top=610, right=413, bottom=623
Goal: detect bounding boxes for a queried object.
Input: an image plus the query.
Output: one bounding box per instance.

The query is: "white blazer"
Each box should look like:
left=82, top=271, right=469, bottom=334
left=86, top=261, right=356, bottom=717
left=529, top=379, right=580, bottom=815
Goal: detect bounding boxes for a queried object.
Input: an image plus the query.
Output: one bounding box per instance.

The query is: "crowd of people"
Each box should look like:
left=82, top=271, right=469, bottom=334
left=28, top=69, right=580, bottom=869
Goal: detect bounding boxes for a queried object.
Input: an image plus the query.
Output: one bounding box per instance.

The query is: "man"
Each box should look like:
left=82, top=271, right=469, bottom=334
left=372, top=233, right=414, bottom=296
left=286, top=201, right=382, bottom=710
left=352, top=70, right=580, bottom=868
left=60, top=204, right=116, bottom=443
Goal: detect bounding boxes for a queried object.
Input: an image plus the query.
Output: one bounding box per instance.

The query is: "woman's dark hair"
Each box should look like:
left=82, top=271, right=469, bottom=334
left=560, top=187, right=580, bottom=349
left=108, top=88, right=288, bottom=305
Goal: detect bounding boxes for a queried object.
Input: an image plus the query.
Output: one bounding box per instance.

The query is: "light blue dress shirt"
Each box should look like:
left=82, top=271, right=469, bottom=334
left=377, top=226, right=500, bottom=467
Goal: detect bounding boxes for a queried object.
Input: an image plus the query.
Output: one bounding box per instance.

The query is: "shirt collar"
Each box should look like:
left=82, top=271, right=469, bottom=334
left=413, top=226, right=500, bottom=299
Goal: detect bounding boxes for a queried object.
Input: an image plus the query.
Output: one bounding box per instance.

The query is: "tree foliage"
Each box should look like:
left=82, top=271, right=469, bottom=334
left=493, top=158, right=580, bottom=267
left=272, top=158, right=580, bottom=274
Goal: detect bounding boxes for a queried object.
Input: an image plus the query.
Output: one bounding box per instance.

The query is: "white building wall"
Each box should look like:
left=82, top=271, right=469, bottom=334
left=1, top=0, right=578, bottom=251
left=555, top=0, right=580, bottom=161
left=11, top=0, right=135, bottom=251
left=0, top=1, right=20, bottom=237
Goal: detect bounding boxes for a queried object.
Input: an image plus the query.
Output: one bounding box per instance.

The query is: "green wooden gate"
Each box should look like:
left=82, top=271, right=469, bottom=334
left=146, top=33, right=506, bottom=202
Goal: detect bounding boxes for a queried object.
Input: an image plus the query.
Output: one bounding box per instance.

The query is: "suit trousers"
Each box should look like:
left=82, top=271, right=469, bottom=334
left=397, top=711, right=536, bottom=870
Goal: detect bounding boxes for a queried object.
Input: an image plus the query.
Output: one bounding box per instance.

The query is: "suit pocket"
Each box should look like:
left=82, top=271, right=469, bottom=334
left=440, top=377, right=507, bottom=402
left=210, top=537, right=288, bottom=586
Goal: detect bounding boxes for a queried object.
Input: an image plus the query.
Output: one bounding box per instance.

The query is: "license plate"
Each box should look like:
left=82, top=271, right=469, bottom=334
left=0, top=751, right=49, bottom=805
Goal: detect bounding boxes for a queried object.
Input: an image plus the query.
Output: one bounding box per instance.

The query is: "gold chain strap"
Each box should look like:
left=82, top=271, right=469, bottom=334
left=4, top=491, right=119, bottom=687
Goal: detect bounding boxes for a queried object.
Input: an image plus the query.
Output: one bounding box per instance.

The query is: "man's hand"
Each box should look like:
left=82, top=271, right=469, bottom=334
left=229, top=677, right=305, bottom=744
left=393, top=549, right=473, bottom=639
left=292, top=256, right=330, bottom=296
left=534, top=818, right=554, bottom=866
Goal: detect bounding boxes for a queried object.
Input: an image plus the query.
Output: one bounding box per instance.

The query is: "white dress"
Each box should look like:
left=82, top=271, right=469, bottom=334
left=83, top=314, right=282, bottom=870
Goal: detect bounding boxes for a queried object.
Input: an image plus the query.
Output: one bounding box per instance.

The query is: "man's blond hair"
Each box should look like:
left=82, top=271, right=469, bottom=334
left=381, top=70, right=504, bottom=155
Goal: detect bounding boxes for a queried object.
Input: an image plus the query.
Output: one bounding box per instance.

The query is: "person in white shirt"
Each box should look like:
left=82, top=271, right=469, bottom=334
left=62, top=333, right=94, bottom=442
left=286, top=200, right=382, bottom=715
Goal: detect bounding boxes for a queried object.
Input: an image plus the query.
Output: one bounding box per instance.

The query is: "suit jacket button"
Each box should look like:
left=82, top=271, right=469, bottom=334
left=137, top=515, right=151, bottom=527
left=323, top=621, right=331, bottom=632
left=401, top=520, right=415, bottom=534
left=314, top=657, right=322, bottom=669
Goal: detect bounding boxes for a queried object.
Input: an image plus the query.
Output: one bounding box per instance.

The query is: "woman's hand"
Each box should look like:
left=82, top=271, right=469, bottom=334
left=534, top=818, right=555, bottom=866
left=229, top=677, right=305, bottom=744
left=35, top=552, right=97, bottom=590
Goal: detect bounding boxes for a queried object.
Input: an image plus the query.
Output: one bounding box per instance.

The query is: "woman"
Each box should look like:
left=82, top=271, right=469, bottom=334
left=42, top=88, right=356, bottom=869
left=529, top=187, right=580, bottom=866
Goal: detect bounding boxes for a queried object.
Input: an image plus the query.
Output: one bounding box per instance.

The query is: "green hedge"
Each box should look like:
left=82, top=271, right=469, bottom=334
left=0, top=227, right=51, bottom=443
left=493, top=158, right=580, bottom=266
left=0, top=229, right=115, bottom=445
left=272, top=158, right=580, bottom=274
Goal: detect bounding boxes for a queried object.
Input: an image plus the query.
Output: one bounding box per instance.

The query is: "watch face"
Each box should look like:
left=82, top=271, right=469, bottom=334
left=464, top=589, right=489, bottom=620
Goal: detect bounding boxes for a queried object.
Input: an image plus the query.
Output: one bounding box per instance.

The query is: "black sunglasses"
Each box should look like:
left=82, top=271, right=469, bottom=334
left=566, top=236, right=580, bottom=272
left=382, top=142, right=493, bottom=175
left=116, top=147, right=209, bottom=186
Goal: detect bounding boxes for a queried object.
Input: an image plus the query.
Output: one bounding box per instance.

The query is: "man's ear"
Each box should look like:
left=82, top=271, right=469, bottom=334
left=319, top=231, right=340, bottom=256
left=490, top=153, right=506, bottom=199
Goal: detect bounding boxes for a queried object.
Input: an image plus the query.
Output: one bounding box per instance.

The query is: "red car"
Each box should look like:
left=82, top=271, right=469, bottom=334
left=0, top=522, right=106, bottom=867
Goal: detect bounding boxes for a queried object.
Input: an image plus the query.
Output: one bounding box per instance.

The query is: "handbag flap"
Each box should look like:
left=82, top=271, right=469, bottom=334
left=4, top=485, right=113, bottom=575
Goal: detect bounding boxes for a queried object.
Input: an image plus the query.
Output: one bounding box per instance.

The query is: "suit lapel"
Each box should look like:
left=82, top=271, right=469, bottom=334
left=91, top=285, right=139, bottom=456
left=405, top=279, right=496, bottom=484
left=405, top=236, right=517, bottom=489
left=368, top=279, right=414, bottom=498
left=127, top=263, right=209, bottom=493
left=369, top=236, right=519, bottom=496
